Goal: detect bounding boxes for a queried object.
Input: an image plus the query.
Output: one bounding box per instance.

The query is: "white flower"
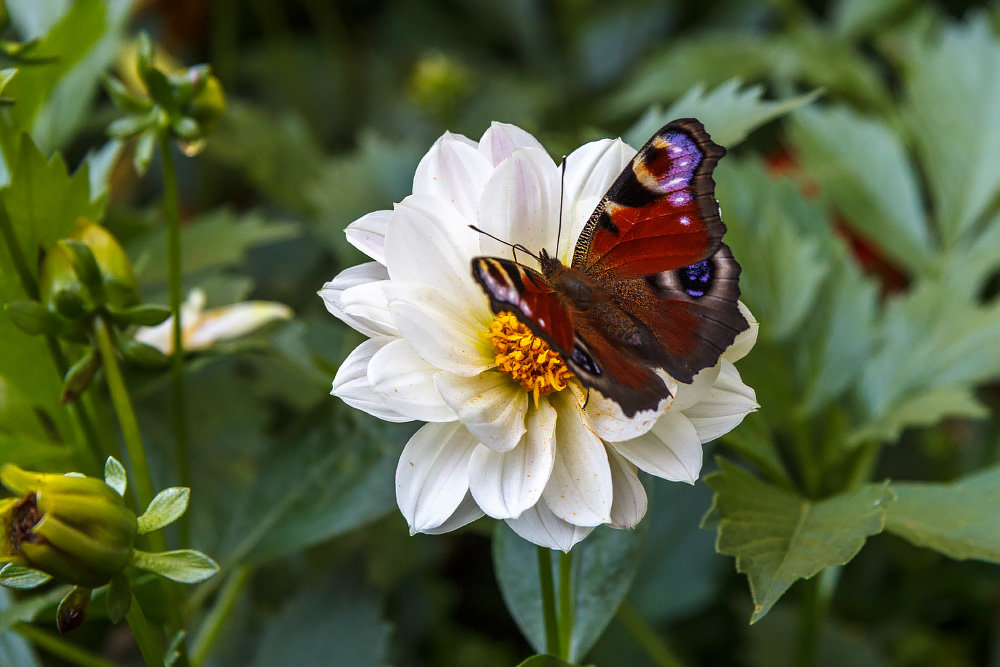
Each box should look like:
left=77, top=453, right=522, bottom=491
left=321, top=123, right=759, bottom=551
left=135, top=289, right=292, bottom=354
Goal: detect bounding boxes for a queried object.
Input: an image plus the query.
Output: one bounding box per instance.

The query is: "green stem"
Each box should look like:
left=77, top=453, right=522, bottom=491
left=0, top=204, right=104, bottom=472
left=189, top=565, right=254, bottom=666
left=159, top=134, right=190, bottom=544
left=125, top=593, right=165, bottom=667
left=557, top=550, right=574, bottom=660
left=12, top=622, right=117, bottom=667
left=536, top=546, right=559, bottom=657
left=845, top=440, right=882, bottom=490
left=794, top=568, right=836, bottom=667
left=616, top=603, right=685, bottom=667
left=92, top=316, right=156, bottom=511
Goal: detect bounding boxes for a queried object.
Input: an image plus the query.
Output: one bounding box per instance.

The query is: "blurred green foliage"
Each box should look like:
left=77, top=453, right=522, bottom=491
left=1, top=0, right=1000, bottom=665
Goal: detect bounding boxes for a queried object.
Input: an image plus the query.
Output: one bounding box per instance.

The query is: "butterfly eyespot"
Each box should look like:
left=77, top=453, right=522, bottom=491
left=678, top=259, right=713, bottom=298
left=570, top=344, right=601, bottom=376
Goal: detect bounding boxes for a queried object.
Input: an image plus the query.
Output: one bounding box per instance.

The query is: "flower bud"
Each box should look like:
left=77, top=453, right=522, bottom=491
left=0, top=466, right=137, bottom=588
left=185, top=72, right=225, bottom=134
left=38, top=220, right=140, bottom=318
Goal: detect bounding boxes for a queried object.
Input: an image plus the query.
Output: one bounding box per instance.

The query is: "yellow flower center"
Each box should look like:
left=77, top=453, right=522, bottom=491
left=484, top=312, right=574, bottom=407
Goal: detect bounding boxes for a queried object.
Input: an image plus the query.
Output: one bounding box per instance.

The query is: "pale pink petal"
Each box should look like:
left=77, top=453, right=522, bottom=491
left=612, top=411, right=702, bottom=484
left=385, top=194, right=485, bottom=315
left=468, top=399, right=557, bottom=519
left=683, top=359, right=758, bottom=443
left=607, top=446, right=647, bottom=529
left=478, top=122, right=546, bottom=166
left=420, top=492, right=485, bottom=535
left=723, top=302, right=758, bottom=363
left=413, top=134, right=492, bottom=220
left=344, top=210, right=392, bottom=264
left=332, top=338, right=411, bottom=423
left=477, top=147, right=561, bottom=261
left=368, top=339, right=456, bottom=422
left=559, top=139, right=636, bottom=264
left=541, top=391, right=613, bottom=527
left=388, top=284, right=495, bottom=377
left=396, top=422, right=479, bottom=533
left=433, top=370, right=527, bottom=451
left=506, top=497, right=594, bottom=552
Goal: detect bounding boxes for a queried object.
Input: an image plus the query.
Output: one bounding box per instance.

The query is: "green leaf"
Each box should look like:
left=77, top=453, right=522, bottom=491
left=56, top=586, right=90, bottom=633
left=0, top=434, right=74, bottom=471
left=790, top=105, right=934, bottom=272
left=4, top=300, right=63, bottom=336
left=493, top=522, right=647, bottom=661
left=0, top=582, right=67, bottom=630
left=704, top=459, right=892, bottom=623
left=625, top=79, right=818, bottom=149
left=0, top=565, right=50, bottom=590
left=106, top=303, right=170, bottom=327
left=251, top=574, right=390, bottom=667
left=832, top=0, right=918, bottom=38
left=1, top=0, right=106, bottom=138
left=904, top=15, right=1000, bottom=246
left=105, top=573, right=130, bottom=624
left=103, top=456, right=126, bottom=497
left=118, top=338, right=169, bottom=367
left=137, top=487, right=189, bottom=534
left=60, top=346, right=99, bottom=403
left=0, top=589, right=39, bottom=667
left=885, top=465, right=1000, bottom=562
left=130, top=549, right=219, bottom=584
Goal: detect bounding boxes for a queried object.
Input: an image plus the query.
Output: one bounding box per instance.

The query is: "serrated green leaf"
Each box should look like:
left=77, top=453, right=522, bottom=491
left=131, top=549, right=218, bottom=584
left=885, top=465, right=1000, bottom=562
left=493, top=521, right=647, bottom=661
left=103, top=457, right=126, bottom=496
left=105, top=573, right=130, bottom=624
left=790, top=105, right=933, bottom=272
left=0, top=565, right=50, bottom=590
left=625, top=79, right=818, bottom=149
left=904, top=16, right=1000, bottom=246
left=704, top=459, right=892, bottom=623
left=137, top=487, right=189, bottom=534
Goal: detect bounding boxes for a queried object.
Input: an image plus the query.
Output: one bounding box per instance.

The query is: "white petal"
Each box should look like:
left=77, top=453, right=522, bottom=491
left=344, top=210, right=392, bottom=264
left=670, top=363, right=721, bottom=412
left=683, top=359, right=758, bottom=443
left=468, top=399, right=557, bottom=519
left=332, top=338, right=412, bottom=423
left=541, top=391, right=613, bottom=527
left=606, top=446, right=647, bottom=530
left=433, top=370, right=527, bottom=451
left=340, top=280, right=398, bottom=338
left=413, top=134, right=492, bottom=220
left=183, top=301, right=292, bottom=350
left=388, top=284, right=495, bottom=377
left=478, top=122, right=546, bottom=166
left=368, top=339, right=456, bottom=422
left=477, top=147, right=560, bottom=261
left=319, top=262, right=395, bottom=337
left=560, top=139, right=636, bottom=263
left=506, top=497, right=594, bottom=552
left=582, top=374, right=675, bottom=443
left=396, top=422, right=478, bottom=533
left=724, top=302, right=758, bottom=363
left=385, top=194, right=485, bottom=314
left=613, top=411, right=703, bottom=484
left=420, top=492, right=485, bottom=535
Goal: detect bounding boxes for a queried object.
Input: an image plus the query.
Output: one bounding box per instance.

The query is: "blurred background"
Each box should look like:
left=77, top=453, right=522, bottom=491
left=4, top=0, right=1000, bottom=665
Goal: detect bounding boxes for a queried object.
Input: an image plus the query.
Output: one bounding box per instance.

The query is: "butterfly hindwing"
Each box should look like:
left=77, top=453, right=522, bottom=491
left=573, top=118, right=726, bottom=278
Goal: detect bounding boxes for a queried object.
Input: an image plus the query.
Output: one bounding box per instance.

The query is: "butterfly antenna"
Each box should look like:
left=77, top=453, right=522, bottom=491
left=467, top=225, right=540, bottom=263
left=555, top=156, right=567, bottom=259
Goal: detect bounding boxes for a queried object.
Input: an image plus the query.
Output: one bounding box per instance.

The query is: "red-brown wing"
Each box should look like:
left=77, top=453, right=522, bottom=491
left=471, top=257, right=574, bottom=351
left=573, top=118, right=726, bottom=278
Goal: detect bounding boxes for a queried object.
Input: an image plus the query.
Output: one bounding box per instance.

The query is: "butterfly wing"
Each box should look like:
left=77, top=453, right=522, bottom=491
left=574, top=119, right=748, bottom=385
left=472, top=257, right=673, bottom=415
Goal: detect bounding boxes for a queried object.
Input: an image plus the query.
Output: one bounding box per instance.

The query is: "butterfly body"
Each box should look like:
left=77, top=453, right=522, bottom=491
left=472, top=119, right=748, bottom=417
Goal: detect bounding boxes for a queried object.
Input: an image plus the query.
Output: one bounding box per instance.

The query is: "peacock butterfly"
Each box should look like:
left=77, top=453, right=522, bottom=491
left=470, top=118, right=748, bottom=418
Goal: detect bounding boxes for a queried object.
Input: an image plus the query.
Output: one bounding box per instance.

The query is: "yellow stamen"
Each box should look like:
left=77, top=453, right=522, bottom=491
left=484, top=312, right=574, bottom=408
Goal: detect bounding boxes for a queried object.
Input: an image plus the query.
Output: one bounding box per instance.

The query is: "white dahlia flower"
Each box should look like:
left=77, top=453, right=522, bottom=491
left=320, top=122, right=758, bottom=551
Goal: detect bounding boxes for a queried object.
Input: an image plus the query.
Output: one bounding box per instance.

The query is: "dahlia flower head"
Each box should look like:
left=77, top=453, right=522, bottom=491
left=321, top=122, right=758, bottom=551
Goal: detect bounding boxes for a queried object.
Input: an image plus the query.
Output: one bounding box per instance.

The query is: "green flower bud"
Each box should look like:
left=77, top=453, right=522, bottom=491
left=38, top=220, right=140, bottom=319
left=186, top=72, right=225, bottom=134
left=0, top=466, right=137, bottom=588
